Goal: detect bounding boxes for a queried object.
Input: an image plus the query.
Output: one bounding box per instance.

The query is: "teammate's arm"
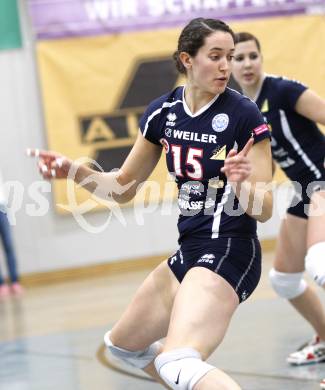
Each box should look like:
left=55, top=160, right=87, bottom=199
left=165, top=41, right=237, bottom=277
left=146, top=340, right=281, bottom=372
left=28, top=131, right=162, bottom=204
left=295, top=89, right=325, bottom=125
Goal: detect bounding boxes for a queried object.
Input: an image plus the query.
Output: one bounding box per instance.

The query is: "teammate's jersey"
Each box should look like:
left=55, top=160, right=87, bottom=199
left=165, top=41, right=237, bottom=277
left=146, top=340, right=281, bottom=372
left=140, top=86, right=270, bottom=242
left=255, top=75, right=325, bottom=181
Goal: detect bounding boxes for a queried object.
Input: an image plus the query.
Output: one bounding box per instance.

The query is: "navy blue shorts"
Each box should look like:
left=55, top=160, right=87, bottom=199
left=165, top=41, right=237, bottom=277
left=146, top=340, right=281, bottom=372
left=287, top=174, right=325, bottom=219
left=168, top=236, right=261, bottom=303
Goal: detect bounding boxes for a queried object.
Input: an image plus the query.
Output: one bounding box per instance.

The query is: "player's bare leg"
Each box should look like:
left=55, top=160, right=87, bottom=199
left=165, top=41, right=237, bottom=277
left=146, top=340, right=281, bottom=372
left=158, top=267, right=241, bottom=390
left=108, top=260, right=179, bottom=387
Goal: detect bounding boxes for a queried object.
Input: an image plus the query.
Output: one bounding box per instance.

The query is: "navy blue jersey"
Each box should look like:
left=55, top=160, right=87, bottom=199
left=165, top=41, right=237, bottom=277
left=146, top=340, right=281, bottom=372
left=255, top=75, right=325, bottom=181
left=139, top=86, right=270, bottom=242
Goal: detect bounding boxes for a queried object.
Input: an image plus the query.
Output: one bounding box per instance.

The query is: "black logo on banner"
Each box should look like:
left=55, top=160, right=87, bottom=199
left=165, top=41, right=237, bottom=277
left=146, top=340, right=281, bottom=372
left=79, top=58, right=179, bottom=171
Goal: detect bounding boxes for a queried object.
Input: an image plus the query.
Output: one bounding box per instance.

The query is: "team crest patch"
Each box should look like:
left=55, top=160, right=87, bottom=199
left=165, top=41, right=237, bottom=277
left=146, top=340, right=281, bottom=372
left=212, top=113, right=229, bottom=132
left=165, top=128, right=172, bottom=137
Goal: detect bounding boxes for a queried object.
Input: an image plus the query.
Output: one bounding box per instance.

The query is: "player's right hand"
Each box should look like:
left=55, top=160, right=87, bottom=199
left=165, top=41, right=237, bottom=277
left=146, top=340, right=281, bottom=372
left=26, top=148, right=72, bottom=180
left=220, top=137, right=254, bottom=183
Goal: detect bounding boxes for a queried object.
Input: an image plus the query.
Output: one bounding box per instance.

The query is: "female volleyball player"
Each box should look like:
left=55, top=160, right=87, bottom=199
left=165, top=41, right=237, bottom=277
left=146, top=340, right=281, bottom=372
left=29, top=19, right=272, bottom=389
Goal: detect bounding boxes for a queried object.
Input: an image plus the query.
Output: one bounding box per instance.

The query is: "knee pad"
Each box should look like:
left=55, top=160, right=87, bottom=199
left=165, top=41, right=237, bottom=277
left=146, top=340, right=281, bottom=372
left=104, top=331, right=161, bottom=369
left=154, top=348, right=214, bottom=390
left=305, top=242, right=325, bottom=287
left=269, top=268, right=307, bottom=299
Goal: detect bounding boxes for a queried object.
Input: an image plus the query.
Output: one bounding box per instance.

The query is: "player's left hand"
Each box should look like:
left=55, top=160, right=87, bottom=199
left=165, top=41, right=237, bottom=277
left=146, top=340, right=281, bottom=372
left=221, top=137, right=253, bottom=183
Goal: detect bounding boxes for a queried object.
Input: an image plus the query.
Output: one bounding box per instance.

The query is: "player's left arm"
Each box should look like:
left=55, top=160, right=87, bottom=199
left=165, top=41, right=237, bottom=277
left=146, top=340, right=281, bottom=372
left=221, top=138, right=273, bottom=223
left=246, top=138, right=273, bottom=222
left=295, top=89, right=325, bottom=125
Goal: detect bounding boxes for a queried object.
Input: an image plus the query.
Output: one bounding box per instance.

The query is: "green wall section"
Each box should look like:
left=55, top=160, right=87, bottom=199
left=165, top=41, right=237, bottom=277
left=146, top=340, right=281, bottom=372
left=0, top=0, right=22, bottom=50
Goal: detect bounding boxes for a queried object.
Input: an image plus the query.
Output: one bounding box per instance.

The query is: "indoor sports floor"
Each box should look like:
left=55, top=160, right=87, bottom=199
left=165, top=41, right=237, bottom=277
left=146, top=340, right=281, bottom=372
left=1, top=252, right=324, bottom=390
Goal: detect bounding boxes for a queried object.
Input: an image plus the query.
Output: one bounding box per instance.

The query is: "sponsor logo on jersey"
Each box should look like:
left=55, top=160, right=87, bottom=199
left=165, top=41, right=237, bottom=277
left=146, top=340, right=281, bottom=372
left=181, top=182, right=202, bottom=196
left=172, top=129, right=217, bottom=144
left=166, top=112, right=177, bottom=126
left=204, top=198, right=215, bottom=209
left=159, top=138, right=170, bottom=153
left=212, top=113, right=229, bottom=132
left=165, top=128, right=172, bottom=137
left=210, top=145, right=226, bottom=160
left=197, top=254, right=215, bottom=264
left=253, top=124, right=269, bottom=136
left=178, top=199, right=204, bottom=210
left=208, top=178, right=224, bottom=189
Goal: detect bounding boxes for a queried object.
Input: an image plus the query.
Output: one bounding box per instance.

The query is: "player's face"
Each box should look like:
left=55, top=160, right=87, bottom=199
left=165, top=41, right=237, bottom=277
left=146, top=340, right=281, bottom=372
left=189, top=31, right=234, bottom=95
left=232, top=40, right=263, bottom=88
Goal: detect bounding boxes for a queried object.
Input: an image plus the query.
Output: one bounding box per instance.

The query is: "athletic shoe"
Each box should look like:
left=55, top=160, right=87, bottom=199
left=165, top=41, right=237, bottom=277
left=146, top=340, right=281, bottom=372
left=287, top=336, right=325, bottom=365
left=10, top=282, right=24, bottom=295
left=0, top=284, right=10, bottom=298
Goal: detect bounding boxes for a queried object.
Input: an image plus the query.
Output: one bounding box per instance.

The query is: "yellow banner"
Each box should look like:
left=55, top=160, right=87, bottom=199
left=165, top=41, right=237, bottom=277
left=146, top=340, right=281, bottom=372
left=37, top=14, right=325, bottom=211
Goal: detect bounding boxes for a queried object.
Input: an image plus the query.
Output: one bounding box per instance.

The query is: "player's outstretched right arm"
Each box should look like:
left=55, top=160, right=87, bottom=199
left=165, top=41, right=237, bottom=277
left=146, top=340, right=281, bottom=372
left=27, top=131, right=162, bottom=204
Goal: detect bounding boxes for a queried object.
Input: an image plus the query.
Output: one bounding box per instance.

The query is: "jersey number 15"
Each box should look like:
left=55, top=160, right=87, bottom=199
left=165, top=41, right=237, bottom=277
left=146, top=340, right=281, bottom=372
left=171, top=145, right=203, bottom=180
